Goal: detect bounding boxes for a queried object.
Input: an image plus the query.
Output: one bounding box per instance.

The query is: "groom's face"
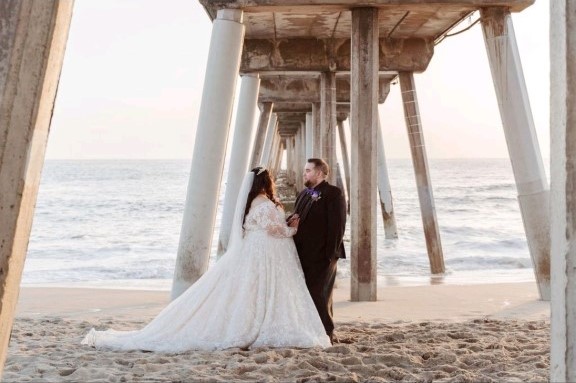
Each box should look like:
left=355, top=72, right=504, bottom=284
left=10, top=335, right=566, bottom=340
left=303, top=163, right=321, bottom=188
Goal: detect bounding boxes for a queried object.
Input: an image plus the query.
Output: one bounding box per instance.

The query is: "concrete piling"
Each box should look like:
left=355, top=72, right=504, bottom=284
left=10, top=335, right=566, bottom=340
left=0, top=0, right=74, bottom=376
left=217, top=74, right=260, bottom=257
left=481, top=7, right=550, bottom=300
left=172, top=9, right=245, bottom=299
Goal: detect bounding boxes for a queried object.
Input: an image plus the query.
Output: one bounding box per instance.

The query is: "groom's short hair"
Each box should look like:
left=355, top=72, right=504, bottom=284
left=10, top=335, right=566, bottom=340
left=307, top=158, right=329, bottom=177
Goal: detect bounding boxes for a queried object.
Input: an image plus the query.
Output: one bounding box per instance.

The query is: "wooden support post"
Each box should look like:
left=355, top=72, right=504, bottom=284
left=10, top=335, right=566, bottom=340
left=0, top=0, right=74, bottom=376
left=550, top=1, right=576, bottom=380
left=350, top=7, right=379, bottom=302
left=291, top=132, right=297, bottom=190
left=172, top=9, right=244, bottom=299
left=312, top=102, right=321, bottom=157
left=299, top=123, right=306, bottom=190
left=321, top=71, right=338, bottom=178
left=481, top=7, right=550, bottom=300
left=294, top=132, right=301, bottom=189
left=399, top=72, right=445, bottom=274
left=305, top=112, right=314, bottom=159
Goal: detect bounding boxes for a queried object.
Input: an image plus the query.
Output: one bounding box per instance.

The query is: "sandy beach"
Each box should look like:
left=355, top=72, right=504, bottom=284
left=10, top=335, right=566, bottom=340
left=4, top=279, right=550, bottom=382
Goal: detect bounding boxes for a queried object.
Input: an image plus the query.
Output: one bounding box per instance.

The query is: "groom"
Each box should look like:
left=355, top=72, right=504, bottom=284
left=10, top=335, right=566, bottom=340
left=287, top=158, right=347, bottom=344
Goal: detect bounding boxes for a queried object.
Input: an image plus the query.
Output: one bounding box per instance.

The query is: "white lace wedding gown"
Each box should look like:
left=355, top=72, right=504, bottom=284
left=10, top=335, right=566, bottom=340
left=82, top=196, right=331, bottom=352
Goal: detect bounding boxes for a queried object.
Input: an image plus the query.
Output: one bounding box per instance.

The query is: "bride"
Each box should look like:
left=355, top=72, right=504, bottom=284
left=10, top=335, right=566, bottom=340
left=81, top=167, right=331, bottom=352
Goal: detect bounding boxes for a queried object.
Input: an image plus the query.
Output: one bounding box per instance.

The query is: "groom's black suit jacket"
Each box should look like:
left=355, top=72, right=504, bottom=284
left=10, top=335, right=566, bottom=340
left=291, top=180, right=347, bottom=266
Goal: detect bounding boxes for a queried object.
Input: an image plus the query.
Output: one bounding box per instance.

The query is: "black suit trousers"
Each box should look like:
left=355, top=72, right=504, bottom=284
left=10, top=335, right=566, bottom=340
left=301, top=257, right=339, bottom=337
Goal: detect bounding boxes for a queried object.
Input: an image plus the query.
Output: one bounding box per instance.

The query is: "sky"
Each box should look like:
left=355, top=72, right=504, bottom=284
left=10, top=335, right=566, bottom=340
left=46, top=0, right=550, bottom=160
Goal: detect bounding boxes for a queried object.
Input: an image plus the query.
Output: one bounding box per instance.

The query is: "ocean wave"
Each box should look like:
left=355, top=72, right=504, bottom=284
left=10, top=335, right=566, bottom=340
left=22, top=261, right=176, bottom=284
left=446, top=255, right=532, bottom=270
left=449, top=238, right=527, bottom=251
left=475, top=183, right=515, bottom=192
left=24, top=159, right=532, bottom=286
left=442, top=207, right=479, bottom=213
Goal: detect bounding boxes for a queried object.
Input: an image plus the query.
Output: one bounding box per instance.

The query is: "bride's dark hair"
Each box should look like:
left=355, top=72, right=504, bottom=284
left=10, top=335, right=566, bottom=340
left=243, top=167, right=282, bottom=225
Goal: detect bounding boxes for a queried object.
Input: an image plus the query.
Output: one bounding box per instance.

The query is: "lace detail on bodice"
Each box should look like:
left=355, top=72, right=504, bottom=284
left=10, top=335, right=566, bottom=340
left=244, top=197, right=296, bottom=238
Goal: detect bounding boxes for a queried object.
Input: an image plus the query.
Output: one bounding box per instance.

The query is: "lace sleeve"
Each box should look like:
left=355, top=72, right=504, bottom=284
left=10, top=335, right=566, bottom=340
left=258, top=202, right=297, bottom=238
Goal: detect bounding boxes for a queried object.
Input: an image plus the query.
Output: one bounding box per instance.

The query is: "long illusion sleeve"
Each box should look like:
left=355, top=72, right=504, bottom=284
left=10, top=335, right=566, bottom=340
left=257, top=202, right=297, bottom=238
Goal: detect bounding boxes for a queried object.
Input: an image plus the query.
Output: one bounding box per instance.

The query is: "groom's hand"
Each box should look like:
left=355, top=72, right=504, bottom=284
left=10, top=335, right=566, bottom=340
left=287, top=214, right=300, bottom=227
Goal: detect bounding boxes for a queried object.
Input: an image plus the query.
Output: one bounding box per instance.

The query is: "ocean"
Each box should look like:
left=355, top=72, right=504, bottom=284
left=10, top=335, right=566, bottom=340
left=22, top=158, right=539, bottom=290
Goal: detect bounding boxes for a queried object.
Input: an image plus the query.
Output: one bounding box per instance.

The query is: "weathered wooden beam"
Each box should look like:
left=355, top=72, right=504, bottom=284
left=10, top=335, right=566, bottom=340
left=399, top=71, right=445, bottom=274
left=242, top=37, right=433, bottom=73
left=270, top=102, right=353, bottom=113
left=257, top=73, right=393, bottom=120
left=261, top=102, right=309, bottom=112
left=550, top=2, right=576, bottom=379
left=258, top=74, right=393, bottom=103
left=350, top=7, right=379, bottom=302
left=200, top=1, right=535, bottom=19
left=297, top=122, right=306, bottom=190
left=305, top=112, right=313, bottom=158
left=321, top=71, right=338, bottom=176
left=277, top=121, right=301, bottom=135
left=275, top=111, right=307, bottom=121
left=312, top=102, right=321, bottom=156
